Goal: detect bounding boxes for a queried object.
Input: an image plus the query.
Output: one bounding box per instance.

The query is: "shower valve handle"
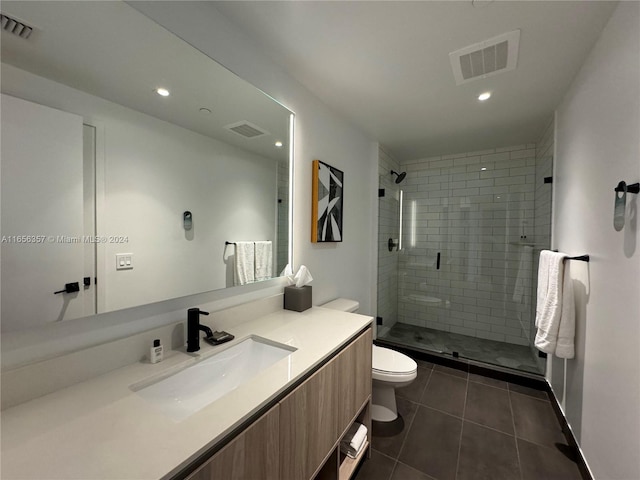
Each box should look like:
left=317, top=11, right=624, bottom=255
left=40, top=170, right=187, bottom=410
left=388, top=238, right=398, bottom=252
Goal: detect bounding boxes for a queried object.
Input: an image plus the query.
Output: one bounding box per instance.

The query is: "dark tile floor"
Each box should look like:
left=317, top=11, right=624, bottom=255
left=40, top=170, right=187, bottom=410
left=379, top=323, right=544, bottom=374
left=355, top=360, right=582, bottom=480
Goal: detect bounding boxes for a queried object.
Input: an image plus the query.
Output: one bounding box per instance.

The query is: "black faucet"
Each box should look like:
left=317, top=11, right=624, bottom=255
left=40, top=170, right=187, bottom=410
left=186, top=308, right=212, bottom=352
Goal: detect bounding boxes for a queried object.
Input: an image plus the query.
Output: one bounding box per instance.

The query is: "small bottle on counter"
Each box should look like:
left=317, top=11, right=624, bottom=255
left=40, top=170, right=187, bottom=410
left=149, top=339, right=163, bottom=364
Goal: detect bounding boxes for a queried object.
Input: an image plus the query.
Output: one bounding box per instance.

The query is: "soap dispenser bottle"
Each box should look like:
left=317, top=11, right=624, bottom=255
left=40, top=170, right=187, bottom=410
left=149, top=339, right=163, bottom=364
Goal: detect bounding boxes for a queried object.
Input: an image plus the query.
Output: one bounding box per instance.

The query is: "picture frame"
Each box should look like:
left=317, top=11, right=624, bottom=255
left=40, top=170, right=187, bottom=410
left=311, top=159, right=344, bottom=242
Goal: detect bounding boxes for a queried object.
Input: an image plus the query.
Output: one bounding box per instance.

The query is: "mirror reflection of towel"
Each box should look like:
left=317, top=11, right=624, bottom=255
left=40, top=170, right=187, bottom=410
left=255, top=241, right=273, bottom=282
left=233, top=242, right=255, bottom=286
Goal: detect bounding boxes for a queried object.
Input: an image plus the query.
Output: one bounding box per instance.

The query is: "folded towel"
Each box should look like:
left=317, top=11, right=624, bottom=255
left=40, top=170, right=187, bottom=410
left=341, top=436, right=367, bottom=459
left=254, top=240, right=273, bottom=282
left=534, top=250, right=575, bottom=358
left=555, top=261, right=575, bottom=359
left=340, top=423, right=367, bottom=458
left=233, top=242, right=254, bottom=286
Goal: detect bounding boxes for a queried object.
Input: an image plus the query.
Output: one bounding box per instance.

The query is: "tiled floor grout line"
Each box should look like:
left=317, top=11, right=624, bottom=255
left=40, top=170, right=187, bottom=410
left=391, top=368, right=433, bottom=475
left=394, top=459, right=439, bottom=480
left=386, top=460, right=399, bottom=480
left=508, top=388, right=525, bottom=480
left=453, top=373, right=470, bottom=480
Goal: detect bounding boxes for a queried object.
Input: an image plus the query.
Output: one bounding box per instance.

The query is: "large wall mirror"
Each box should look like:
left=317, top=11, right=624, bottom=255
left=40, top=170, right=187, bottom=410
left=0, top=1, right=293, bottom=333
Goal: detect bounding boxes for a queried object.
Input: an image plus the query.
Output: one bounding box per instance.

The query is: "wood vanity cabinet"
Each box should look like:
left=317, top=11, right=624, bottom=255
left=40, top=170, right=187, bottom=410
left=336, top=328, right=373, bottom=436
left=187, top=405, right=280, bottom=480
left=279, top=356, right=339, bottom=479
left=184, top=327, right=372, bottom=480
left=279, top=327, right=372, bottom=480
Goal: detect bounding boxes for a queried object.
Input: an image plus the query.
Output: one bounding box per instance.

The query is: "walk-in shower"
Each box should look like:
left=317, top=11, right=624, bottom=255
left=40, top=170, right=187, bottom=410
left=377, top=142, right=553, bottom=375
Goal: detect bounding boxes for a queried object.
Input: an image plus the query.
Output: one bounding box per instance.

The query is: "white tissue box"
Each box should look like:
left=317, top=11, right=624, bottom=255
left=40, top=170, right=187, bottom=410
left=284, top=286, right=312, bottom=312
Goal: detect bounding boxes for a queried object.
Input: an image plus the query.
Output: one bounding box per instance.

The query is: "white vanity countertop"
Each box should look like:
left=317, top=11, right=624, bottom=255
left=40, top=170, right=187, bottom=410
left=1, top=307, right=373, bottom=480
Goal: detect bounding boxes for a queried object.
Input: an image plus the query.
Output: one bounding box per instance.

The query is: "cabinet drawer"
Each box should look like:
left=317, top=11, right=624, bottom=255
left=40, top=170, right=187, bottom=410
left=279, top=358, right=338, bottom=480
left=187, top=405, right=279, bottom=480
left=336, top=329, right=373, bottom=435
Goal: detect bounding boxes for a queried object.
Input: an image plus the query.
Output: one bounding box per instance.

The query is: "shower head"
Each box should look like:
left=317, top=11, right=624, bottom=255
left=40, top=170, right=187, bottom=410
left=391, top=170, right=407, bottom=184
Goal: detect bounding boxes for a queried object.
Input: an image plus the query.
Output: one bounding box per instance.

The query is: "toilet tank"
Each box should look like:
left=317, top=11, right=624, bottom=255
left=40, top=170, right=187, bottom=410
left=321, top=298, right=359, bottom=313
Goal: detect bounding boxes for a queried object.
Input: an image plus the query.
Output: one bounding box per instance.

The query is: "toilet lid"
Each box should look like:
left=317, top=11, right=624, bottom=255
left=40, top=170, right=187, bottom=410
left=372, top=345, right=417, bottom=375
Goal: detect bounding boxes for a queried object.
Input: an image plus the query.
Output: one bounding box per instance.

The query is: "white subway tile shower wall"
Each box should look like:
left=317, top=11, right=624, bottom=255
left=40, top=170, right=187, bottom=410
left=397, top=144, right=541, bottom=346
left=377, top=146, right=401, bottom=334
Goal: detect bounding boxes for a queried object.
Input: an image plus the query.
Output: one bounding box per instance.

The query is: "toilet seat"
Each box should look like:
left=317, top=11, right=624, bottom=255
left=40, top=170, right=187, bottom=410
left=372, top=345, right=417, bottom=381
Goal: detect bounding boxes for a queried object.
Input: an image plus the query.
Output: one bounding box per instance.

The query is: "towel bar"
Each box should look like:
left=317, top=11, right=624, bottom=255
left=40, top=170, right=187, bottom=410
left=564, top=255, right=589, bottom=262
left=552, top=250, right=590, bottom=262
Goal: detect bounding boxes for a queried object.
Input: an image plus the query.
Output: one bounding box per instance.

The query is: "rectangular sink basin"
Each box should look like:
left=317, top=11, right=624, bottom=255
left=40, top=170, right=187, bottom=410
left=132, top=336, right=296, bottom=421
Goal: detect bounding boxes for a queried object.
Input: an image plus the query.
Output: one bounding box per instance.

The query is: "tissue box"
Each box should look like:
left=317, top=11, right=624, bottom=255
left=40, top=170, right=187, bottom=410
left=284, top=286, right=312, bottom=312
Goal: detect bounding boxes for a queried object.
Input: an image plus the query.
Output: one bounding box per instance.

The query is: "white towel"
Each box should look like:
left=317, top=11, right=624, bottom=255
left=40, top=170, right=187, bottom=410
left=254, top=241, right=273, bottom=282
left=340, top=423, right=367, bottom=458
left=233, top=242, right=255, bottom=286
left=534, top=250, right=575, bottom=358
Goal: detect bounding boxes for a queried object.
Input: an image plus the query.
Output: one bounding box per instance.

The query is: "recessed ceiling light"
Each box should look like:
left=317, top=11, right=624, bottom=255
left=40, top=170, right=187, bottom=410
left=275, top=141, right=283, bottom=148
left=478, top=92, right=491, bottom=101
left=156, top=87, right=170, bottom=97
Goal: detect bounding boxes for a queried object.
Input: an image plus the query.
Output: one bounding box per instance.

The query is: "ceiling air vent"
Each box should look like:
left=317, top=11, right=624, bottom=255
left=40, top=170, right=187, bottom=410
left=224, top=121, right=270, bottom=139
left=449, top=30, right=520, bottom=85
left=0, top=12, right=34, bottom=39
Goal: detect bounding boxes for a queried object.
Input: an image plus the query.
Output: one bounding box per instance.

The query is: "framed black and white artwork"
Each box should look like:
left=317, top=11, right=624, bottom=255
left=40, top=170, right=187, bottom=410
left=311, top=159, right=343, bottom=242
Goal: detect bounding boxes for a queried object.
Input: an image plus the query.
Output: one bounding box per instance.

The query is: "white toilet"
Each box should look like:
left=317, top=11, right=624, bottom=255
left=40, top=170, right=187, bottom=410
left=321, top=298, right=417, bottom=422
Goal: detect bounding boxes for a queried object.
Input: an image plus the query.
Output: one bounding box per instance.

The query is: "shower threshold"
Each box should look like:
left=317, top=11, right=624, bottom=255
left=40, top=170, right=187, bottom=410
left=378, top=322, right=544, bottom=375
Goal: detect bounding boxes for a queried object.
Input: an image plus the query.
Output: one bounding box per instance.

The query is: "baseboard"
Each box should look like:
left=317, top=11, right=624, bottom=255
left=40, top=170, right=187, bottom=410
left=546, top=386, right=594, bottom=480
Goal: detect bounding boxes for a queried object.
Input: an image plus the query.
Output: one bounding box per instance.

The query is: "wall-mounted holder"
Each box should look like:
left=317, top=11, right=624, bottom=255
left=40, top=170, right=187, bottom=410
left=183, top=211, right=193, bottom=230
left=54, top=282, right=80, bottom=295
left=564, top=255, right=590, bottom=263
left=613, top=181, right=639, bottom=231
left=615, top=182, right=640, bottom=194
left=553, top=249, right=590, bottom=262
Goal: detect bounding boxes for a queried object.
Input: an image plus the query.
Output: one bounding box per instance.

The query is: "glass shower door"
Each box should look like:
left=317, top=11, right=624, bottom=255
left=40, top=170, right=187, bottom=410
left=377, top=156, right=548, bottom=375
left=376, top=174, right=402, bottom=338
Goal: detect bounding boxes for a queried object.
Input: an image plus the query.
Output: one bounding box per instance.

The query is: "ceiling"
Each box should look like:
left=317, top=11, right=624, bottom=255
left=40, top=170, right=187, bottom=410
left=212, top=1, right=617, bottom=161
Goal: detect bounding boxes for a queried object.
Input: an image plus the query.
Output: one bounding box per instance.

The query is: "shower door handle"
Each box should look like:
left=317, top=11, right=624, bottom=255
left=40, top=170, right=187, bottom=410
left=436, top=252, right=441, bottom=270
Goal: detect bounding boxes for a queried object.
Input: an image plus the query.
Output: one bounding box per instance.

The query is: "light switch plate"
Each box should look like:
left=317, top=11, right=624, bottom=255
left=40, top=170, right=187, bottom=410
left=116, top=253, right=133, bottom=270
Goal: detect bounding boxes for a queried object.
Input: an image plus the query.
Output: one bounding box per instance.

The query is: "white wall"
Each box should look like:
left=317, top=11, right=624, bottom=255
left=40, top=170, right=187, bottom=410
left=553, top=3, right=640, bottom=478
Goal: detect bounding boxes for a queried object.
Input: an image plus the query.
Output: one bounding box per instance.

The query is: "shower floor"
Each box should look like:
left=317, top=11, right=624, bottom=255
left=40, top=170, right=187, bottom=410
left=379, top=322, right=543, bottom=375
